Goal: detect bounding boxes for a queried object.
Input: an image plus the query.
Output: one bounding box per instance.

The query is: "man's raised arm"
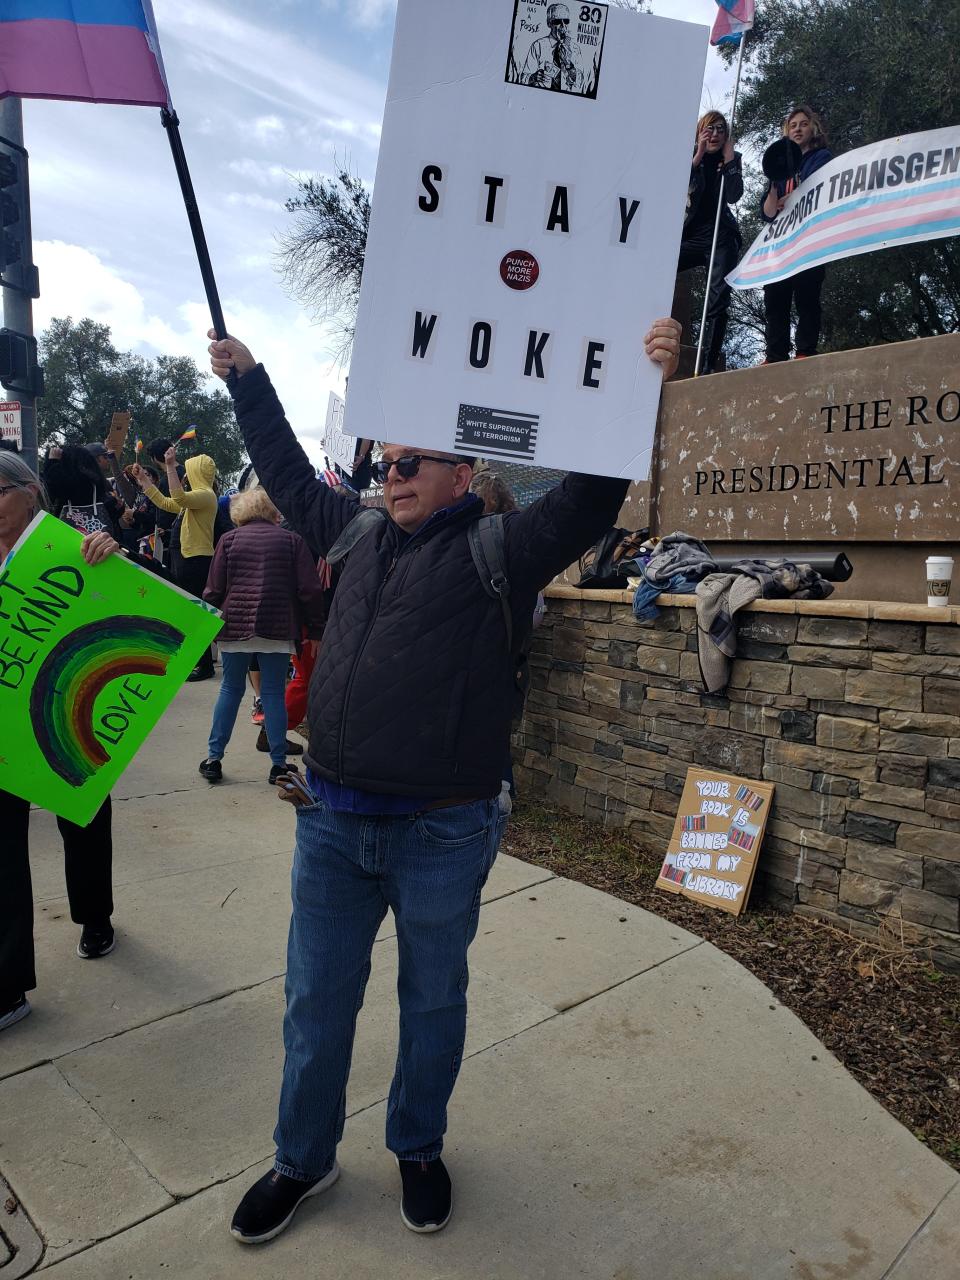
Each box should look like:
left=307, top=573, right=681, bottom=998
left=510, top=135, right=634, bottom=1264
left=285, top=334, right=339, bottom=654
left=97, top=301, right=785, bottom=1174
left=208, top=330, right=356, bottom=557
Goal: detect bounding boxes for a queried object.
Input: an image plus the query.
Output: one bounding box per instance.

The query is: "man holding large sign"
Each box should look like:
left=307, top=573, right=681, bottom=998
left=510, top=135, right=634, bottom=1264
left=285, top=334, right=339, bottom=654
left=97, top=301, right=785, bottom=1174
left=343, top=0, right=706, bottom=479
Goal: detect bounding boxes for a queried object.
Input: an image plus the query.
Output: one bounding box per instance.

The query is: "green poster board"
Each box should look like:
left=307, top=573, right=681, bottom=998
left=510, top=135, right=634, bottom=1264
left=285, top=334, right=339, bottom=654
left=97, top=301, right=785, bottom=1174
left=0, top=512, right=222, bottom=825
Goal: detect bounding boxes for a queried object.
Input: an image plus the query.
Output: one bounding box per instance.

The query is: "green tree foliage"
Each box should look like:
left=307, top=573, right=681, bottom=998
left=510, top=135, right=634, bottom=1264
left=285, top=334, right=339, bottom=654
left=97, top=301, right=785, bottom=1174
left=720, top=0, right=960, bottom=360
left=38, top=317, right=247, bottom=483
left=276, top=167, right=371, bottom=359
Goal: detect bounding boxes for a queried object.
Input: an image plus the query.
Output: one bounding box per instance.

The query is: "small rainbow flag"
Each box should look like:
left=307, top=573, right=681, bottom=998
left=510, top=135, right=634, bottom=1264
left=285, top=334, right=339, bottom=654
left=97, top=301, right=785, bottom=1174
left=178, top=426, right=198, bottom=442
left=134, top=437, right=143, bottom=454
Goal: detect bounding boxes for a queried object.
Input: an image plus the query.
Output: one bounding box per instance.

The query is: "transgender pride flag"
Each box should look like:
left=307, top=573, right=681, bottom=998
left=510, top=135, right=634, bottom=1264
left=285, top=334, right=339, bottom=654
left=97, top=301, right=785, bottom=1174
left=0, top=0, right=170, bottom=107
left=711, top=0, right=755, bottom=47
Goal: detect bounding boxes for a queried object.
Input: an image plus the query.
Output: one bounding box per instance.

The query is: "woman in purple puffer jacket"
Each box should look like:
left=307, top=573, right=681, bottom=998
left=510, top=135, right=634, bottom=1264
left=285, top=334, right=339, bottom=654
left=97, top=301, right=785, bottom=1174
left=200, top=487, right=326, bottom=785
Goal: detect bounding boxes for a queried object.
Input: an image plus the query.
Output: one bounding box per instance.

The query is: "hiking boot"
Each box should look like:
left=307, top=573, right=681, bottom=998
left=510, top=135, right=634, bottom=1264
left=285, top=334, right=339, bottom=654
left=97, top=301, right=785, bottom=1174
left=250, top=697, right=264, bottom=724
left=199, top=758, right=223, bottom=784
left=268, top=764, right=294, bottom=785
left=397, top=1157, right=452, bottom=1233
left=77, top=922, right=115, bottom=959
left=230, top=1164, right=340, bottom=1244
left=256, top=728, right=303, bottom=756
left=0, top=994, right=31, bottom=1032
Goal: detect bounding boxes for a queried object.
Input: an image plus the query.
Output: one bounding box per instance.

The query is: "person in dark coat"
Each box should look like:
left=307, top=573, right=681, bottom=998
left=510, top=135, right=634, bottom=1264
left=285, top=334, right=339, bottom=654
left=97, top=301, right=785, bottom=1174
left=678, top=110, right=744, bottom=374
left=206, top=318, right=681, bottom=1245
left=199, top=486, right=326, bottom=785
left=761, top=104, right=833, bottom=362
left=0, top=452, right=121, bottom=1035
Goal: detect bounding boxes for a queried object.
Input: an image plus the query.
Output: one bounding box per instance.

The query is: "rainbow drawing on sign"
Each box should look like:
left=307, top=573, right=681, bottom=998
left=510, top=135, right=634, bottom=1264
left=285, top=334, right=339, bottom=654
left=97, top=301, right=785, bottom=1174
left=29, top=616, right=186, bottom=787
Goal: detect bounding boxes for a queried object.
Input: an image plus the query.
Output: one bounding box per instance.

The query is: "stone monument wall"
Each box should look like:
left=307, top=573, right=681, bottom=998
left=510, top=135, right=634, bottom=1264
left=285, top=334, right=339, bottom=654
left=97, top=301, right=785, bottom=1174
left=514, top=587, right=960, bottom=973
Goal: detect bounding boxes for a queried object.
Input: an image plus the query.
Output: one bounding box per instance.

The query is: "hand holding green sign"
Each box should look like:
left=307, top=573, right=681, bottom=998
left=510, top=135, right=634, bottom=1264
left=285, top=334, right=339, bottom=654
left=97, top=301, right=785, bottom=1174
left=0, top=513, right=222, bottom=825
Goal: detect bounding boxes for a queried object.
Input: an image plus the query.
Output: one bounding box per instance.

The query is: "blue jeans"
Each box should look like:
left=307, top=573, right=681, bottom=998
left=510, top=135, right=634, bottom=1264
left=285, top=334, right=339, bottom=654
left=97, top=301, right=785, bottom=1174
left=274, top=795, right=506, bottom=1181
left=207, top=650, right=290, bottom=768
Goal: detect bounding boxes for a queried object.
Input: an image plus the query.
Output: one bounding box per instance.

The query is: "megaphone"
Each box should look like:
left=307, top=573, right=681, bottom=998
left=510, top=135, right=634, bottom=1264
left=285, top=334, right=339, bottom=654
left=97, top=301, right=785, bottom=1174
left=762, top=137, right=803, bottom=183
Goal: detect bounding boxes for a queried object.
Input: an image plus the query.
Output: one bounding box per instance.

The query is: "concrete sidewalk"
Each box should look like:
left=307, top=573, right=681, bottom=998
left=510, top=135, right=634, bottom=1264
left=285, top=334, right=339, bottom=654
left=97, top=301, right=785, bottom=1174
left=1, top=683, right=957, bottom=1279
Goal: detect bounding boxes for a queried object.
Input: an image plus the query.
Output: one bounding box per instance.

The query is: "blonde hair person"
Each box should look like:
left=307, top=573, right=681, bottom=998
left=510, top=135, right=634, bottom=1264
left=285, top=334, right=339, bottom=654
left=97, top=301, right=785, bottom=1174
left=1, top=452, right=124, bottom=1034
left=761, top=104, right=834, bottom=362
left=783, top=103, right=828, bottom=150
left=678, top=109, right=744, bottom=374
left=230, top=485, right=281, bottom=527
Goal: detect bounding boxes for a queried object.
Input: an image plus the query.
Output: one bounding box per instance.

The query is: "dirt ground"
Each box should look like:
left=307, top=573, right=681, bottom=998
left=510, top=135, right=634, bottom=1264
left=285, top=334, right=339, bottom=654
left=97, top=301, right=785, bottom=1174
left=503, top=801, right=960, bottom=1175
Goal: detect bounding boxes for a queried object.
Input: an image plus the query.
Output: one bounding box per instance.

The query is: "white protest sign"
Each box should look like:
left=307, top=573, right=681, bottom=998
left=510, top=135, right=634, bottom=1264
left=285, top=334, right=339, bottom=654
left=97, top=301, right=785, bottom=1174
left=1, top=401, right=22, bottom=450
left=323, top=390, right=355, bottom=474
left=729, top=125, right=960, bottom=291
left=345, top=0, right=706, bottom=480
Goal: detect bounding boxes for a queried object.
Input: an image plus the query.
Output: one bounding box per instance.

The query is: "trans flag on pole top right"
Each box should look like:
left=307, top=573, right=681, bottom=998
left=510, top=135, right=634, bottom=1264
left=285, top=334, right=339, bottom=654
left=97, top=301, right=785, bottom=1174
left=711, top=0, right=755, bottom=46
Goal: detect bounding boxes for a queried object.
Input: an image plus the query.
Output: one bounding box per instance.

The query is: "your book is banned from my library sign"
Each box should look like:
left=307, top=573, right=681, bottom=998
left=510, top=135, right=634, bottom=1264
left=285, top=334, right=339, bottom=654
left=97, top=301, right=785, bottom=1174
left=657, top=769, right=775, bottom=917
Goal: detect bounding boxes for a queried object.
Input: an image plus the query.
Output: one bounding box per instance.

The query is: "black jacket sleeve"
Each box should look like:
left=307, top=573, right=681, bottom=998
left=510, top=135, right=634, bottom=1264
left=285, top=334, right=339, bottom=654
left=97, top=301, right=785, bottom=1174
left=504, top=472, right=630, bottom=593
left=230, top=364, right=357, bottom=558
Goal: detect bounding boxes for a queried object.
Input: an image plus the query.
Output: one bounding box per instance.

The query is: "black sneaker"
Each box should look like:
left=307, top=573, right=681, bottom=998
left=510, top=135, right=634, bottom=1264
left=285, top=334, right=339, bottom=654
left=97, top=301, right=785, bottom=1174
left=256, top=728, right=303, bottom=756
left=268, top=764, right=294, bottom=785
left=397, top=1157, right=452, bottom=1233
left=230, top=1164, right=340, bottom=1244
left=0, top=994, right=31, bottom=1032
left=186, top=665, right=215, bottom=683
left=77, top=923, right=115, bottom=959
left=199, top=758, right=223, bottom=783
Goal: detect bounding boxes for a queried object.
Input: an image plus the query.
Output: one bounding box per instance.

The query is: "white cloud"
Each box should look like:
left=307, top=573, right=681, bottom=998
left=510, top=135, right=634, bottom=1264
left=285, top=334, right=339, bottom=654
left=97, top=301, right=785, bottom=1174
left=252, top=114, right=287, bottom=144
left=33, top=241, right=344, bottom=464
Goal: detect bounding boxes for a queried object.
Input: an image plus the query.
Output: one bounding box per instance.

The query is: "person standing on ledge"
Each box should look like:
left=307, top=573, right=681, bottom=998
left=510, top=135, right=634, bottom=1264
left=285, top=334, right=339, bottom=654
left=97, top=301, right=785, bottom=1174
left=206, top=317, right=681, bottom=1246
left=761, top=104, right=833, bottom=363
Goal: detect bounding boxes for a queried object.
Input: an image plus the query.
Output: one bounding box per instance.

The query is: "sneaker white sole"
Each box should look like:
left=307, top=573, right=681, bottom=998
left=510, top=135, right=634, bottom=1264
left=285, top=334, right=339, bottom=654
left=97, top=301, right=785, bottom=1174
left=395, top=1158, right=453, bottom=1234
left=0, top=999, right=31, bottom=1031
left=77, top=937, right=116, bottom=959
left=230, top=1162, right=340, bottom=1245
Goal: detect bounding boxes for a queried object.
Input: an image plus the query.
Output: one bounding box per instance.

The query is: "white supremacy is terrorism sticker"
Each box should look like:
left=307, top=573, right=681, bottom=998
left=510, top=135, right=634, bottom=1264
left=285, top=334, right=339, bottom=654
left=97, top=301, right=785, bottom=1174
left=344, top=0, right=707, bottom=479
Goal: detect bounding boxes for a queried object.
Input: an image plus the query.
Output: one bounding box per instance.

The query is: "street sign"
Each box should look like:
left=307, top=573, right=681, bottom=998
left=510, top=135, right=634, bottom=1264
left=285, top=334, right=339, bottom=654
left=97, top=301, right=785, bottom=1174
left=0, top=399, right=21, bottom=449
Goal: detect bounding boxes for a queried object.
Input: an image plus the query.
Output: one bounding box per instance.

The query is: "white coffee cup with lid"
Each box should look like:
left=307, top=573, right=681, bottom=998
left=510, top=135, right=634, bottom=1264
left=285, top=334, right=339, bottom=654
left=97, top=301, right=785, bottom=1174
left=926, top=556, right=954, bottom=608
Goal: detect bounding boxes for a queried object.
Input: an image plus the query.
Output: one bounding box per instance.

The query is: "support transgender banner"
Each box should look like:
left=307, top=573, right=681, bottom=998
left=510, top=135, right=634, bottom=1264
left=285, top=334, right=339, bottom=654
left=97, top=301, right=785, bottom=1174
left=0, top=513, right=221, bottom=825
left=728, top=125, right=960, bottom=291
left=0, top=0, right=170, bottom=107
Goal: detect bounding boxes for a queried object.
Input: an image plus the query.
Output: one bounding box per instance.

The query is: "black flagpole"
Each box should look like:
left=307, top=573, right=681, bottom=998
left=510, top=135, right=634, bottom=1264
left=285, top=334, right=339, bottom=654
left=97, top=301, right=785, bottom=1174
left=160, top=107, right=228, bottom=342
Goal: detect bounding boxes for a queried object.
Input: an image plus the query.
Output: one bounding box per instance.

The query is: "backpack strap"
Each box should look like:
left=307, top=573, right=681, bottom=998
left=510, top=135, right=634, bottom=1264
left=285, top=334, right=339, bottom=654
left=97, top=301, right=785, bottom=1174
left=468, top=513, right=512, bottom=655
left=325, top=507, right=388, bottom=569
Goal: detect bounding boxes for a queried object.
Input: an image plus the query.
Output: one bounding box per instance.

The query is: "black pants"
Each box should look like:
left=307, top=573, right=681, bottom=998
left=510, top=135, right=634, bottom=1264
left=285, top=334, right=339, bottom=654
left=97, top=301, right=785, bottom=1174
left=677, top=222, right=741, bottom=372
left=172, top=551, right=215, bottom=674
left=0, top=790, right=113, bottom=1004
left=763, top=266, right=826, bottom=361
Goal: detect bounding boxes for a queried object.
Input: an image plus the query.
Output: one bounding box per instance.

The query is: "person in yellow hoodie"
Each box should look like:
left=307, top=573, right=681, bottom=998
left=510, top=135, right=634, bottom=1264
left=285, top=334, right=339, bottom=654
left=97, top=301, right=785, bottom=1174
left=133, top=445, right=218, bottom=680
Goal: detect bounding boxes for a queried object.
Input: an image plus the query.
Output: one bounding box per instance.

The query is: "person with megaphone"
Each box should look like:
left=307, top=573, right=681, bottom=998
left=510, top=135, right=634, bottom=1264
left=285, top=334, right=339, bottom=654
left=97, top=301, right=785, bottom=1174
left=760, top=105, right=833, bottom=363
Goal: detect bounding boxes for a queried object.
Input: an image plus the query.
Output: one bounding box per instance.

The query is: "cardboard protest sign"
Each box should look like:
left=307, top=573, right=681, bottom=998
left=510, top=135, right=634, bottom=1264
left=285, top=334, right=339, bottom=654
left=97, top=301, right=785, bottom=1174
left=323, top=391, right=355, bottom=474
left=1, top=401, right=22, bottom=450
left=105, top=411, right=131, bottom=457
left=345, top=0, right=706, bottom=479
left=657, top=768, right=774, bottom=916
left=0, top=513, right=222, bottom=825
left=729, top=125, right=960, bottom=291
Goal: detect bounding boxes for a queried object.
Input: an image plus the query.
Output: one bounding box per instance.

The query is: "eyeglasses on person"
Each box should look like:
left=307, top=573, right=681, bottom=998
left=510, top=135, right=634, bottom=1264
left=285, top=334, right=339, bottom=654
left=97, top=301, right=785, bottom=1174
left=372, top=454, right=462, bottom=484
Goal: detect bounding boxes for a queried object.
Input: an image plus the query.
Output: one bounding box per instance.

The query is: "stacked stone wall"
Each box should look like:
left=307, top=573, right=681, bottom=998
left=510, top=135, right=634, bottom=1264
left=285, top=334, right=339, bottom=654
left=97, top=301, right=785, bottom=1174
left=514, top=590, right=960, bottom=973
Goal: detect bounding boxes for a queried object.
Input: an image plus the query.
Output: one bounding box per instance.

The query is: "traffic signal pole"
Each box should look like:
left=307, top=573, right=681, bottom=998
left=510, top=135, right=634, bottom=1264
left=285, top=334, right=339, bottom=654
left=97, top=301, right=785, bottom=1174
left=0, top=96, right=38, bottom=471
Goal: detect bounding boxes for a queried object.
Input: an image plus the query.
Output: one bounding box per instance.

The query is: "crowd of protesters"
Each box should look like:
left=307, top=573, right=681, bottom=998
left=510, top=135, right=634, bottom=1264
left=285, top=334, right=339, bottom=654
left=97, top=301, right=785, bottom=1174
left=679, top=102, right=833, bottom=370
left=0, top=311, right=682, bottom=1244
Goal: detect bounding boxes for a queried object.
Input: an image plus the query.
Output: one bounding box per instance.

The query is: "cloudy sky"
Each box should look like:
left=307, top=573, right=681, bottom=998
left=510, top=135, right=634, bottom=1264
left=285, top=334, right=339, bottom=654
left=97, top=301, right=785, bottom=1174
left=24, top=0, right=737, bottom=462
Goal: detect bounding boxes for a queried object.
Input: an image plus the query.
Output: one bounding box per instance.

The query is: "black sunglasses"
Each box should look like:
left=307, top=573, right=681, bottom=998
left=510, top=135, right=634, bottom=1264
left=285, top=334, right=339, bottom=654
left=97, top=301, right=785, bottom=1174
left=372, top=454, right=460, bottom=484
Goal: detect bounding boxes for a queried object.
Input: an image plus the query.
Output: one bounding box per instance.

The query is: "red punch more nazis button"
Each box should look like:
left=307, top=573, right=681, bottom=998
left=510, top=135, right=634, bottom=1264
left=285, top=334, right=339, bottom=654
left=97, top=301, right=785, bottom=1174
left=500, top=249, right=540, bottom=291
